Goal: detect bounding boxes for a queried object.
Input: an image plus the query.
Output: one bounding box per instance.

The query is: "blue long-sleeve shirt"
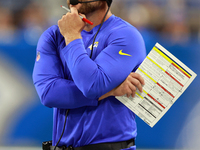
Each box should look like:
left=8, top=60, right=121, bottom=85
left=33, top=15, right=146, bottom=148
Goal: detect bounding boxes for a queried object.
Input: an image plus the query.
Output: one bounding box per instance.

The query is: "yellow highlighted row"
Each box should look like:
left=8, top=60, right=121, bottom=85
left=138, top=68, right=157, bottom=83
left=153, top=47, right=172, bottom=63
left=147, top=56, right=165, bottom=72
left=135, top=89, right=148, bottom=99
left=153, top=46, right=191, bottom=78
left=136, top=92, right=143, bottom=99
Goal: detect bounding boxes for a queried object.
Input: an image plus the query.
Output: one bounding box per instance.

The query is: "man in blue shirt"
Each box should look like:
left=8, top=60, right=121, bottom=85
left=33, top=0, right=146, bottom=149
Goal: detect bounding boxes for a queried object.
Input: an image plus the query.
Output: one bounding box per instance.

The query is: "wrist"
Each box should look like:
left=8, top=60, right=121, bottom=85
left=109, top=89, right=115, bottom=96
left=65, top=33, right=82, bottom=45
left=98, top=90, right=114, bottom=101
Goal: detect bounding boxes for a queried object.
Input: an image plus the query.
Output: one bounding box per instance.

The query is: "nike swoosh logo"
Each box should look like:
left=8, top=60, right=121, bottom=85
left=119, top=50, right=132, bottom=56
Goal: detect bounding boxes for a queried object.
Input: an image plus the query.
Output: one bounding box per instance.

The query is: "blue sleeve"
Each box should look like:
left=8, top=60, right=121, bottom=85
left=62, top=27, right=146, bottom=99
left=32, top=26, right=98, bottom=109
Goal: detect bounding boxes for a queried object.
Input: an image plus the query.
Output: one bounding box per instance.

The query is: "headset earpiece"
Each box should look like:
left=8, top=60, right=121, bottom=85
left=70, top=0, right=79, bottom=5
left=106, top=0, right=112, bottom=7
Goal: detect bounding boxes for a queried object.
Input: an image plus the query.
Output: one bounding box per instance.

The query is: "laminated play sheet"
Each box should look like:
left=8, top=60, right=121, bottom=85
left=116, top=43, right=197, bottom=127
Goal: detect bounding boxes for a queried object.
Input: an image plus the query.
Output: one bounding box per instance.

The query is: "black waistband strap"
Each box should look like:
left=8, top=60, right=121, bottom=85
left=50, top=139, right=135, bottom=150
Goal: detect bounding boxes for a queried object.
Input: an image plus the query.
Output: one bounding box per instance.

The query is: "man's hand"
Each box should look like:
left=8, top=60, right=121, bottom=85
left=58, top=7, right=86, bottom=45
left=99, top=72, right=145, bottom=100
left=113, top=72, right=145, bottom=98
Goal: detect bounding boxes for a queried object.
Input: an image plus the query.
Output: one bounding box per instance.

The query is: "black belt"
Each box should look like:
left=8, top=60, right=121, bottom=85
left=50, top=139, right=135, bottom=150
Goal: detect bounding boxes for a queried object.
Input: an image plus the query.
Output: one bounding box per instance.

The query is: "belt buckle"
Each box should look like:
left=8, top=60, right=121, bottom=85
left=66, top=146, right=73, bottom=150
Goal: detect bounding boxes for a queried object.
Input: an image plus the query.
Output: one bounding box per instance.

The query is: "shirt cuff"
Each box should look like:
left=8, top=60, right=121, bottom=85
left=62, top=39, right=86, bottom=56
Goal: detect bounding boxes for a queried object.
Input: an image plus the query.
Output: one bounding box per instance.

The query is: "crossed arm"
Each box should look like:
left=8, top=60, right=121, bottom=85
left=33, top=5, right=146, bottom=109
left=58, top=6, right=146, bottom=100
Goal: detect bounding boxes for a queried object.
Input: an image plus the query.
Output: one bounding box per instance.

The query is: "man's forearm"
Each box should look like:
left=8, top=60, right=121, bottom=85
left=98, top=89, right=114, bottom=101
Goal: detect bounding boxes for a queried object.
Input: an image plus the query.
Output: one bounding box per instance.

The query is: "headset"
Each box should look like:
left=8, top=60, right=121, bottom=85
left=70, top=0, right=112, bottom=7
left=54, top=1, right=112, bottom=149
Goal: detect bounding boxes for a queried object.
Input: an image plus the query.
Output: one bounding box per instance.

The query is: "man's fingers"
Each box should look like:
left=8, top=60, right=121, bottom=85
left=128, top=82, right=137, bottom=93
left=127, top=74, right=143, bottom=93
left=131, top=92, right=136, bottom=98
left=130, top=72, right=145, bottom=85
left=111, top=72, right=145, bottom=98
left=126, top=88, right=133, bottom=98
left=129, top=72, right=144, bottom=93
left=79, top=13, right=86, bottom=18
left=127, top=81, right=138, bottom=98
left=70, top=6, right=78, bottom=14
left=134, top=79, right=143, bottom=93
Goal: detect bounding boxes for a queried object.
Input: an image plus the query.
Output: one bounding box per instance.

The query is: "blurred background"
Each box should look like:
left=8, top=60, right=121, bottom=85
left=0, top=0, right=199, bottom=149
